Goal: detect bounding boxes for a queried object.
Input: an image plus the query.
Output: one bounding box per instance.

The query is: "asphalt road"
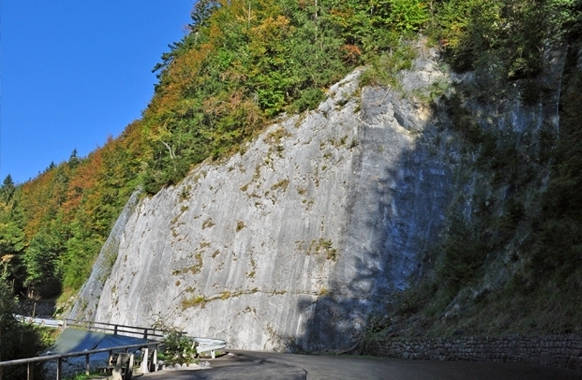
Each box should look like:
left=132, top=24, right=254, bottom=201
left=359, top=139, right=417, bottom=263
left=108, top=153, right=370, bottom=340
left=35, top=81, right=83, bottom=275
left=142, top=350, right=582, bottom=380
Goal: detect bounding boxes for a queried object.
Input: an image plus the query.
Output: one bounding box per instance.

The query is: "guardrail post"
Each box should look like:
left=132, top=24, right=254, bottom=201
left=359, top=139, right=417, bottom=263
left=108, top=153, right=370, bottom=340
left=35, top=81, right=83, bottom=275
left=85, top=353, right=90, bottom=375
left=127, top=354, right=134, bottom=380
left=140, top=348, right=149, bottom=374
left=27, top=362, right=33, bottom=380
left=113, top=325, right=118, bottom=335
left=152, top=347, right=158, bottom=372
left=56, top=357, right=62, bottom=380
left=143, top=329, right=148, bottom=340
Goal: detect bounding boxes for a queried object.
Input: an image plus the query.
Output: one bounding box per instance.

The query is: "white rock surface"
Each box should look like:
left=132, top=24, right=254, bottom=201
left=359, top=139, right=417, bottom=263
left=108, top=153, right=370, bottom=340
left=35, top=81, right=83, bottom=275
left=71, top=60, right=452, bottom=352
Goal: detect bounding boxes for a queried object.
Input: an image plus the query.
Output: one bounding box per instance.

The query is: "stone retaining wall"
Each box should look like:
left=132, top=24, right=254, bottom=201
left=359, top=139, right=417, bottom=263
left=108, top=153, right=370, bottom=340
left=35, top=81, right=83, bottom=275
left=364, top=335, right=582, bottom=372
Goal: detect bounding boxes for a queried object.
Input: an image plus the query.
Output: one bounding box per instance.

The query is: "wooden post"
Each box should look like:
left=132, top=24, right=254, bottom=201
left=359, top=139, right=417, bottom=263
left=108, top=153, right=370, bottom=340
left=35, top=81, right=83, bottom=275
left=113, top=325, right=118, bottom=335
left=143, top=329, right=148, bottom=340
left=27, top=362, right=32, bottom=380
left=140, top=348, right=149, bottom=374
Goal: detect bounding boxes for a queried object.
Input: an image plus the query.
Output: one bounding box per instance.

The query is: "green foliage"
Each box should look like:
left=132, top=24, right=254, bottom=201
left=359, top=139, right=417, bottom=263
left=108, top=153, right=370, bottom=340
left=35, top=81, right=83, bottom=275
left=380, top=4, right=582, bottom=338
left=142, top=0, right=435, bottom=193
left=23, top=229, right=63, bottom=298
left=159, top=330, right=198, bottom=366
left=63, top=373, right=103, bottom=380
left=360, top=44, right=416, bottom=87
left=0, top=193, right=26, bottom=294
left=436, top=0, right=577, bottom=78
left=0, top=119, right=146, bottom=303
left=437, top=213, right=488, bottom=290
left=289, top=88, right=326, bottom=113
left=0, top=175, right=16, bottom=203
left=0, top=281, right=50, bottom=379
left=387, top=0, right=431, bottom=32
left=529, top=42, right=582, bottom=281
left=328, top=0, right=428, bottom=52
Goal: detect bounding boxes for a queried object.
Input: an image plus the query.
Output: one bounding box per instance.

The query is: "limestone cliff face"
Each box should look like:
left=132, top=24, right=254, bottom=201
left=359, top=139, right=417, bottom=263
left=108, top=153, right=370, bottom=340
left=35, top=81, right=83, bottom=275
left=71, top=49, right=451, bottom=352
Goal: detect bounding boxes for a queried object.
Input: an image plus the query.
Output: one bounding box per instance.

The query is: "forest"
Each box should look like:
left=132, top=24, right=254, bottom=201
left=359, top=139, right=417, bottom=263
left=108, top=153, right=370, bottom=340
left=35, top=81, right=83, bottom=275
left=1, top=0, right=581, bottom=362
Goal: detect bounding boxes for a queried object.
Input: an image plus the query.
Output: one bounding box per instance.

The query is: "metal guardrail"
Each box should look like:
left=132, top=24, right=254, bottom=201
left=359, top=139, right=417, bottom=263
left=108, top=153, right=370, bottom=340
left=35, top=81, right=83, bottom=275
left=63, top=319, right=227, bottom=355
left=0, top=341, right=162, bottom=380
left=15, top=316, right=168, bottom=339
left=192, top=337, right=227, bottom=357
left=63, top=319, right=166, bottom=340
left=3, top=318, right=228, bottom=378
left=15, top=315, right=63, bottom=329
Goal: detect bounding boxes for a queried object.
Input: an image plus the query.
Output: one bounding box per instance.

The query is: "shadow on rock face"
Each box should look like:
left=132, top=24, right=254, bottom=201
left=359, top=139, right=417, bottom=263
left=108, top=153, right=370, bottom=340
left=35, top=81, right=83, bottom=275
left=291, top=89, right=453, bottom=353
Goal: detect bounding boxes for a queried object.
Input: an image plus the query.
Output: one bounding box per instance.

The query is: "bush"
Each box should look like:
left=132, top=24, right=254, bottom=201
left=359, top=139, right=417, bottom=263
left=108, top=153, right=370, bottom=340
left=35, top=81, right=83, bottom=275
left=159, top=330, right=198, bottom=366
left=0, top=281, right=50, bottom=379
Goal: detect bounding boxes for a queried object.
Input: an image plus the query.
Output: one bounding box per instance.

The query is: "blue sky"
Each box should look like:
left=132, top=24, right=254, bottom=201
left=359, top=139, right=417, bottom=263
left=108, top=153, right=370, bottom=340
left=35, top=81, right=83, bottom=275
left=1, top=1, right=194, bottom=184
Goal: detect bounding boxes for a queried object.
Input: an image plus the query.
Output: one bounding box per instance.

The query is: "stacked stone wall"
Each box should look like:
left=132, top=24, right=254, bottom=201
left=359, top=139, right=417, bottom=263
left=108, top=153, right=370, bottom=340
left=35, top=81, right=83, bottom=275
left=365, top=335, right=582, bottom=372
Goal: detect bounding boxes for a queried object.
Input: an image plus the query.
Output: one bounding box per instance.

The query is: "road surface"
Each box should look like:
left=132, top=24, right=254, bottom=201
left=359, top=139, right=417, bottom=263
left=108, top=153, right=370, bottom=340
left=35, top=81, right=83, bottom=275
left=142, top=350, right=582, bottom=380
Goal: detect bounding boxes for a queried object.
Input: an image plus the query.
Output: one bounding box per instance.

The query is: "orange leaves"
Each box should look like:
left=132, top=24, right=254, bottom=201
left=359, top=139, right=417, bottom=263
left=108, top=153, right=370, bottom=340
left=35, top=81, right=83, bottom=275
left=20, top=170, right=61, bottom=239
left=62, top=150, right=102, bottom=218
left=203, top=90, right=263, bottom=129
left=329, top=8, right=355, bottom=28
left=298, top=0, right=315, bottom=10
left=340, top=44, right=362, bottom=65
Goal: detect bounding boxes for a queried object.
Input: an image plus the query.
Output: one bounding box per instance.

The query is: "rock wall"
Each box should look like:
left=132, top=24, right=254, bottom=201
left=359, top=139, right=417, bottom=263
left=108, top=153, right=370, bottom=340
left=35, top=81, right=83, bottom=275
left=364, top=335, right=582, bottom=372
left=71, top=48, right=453, bottom=352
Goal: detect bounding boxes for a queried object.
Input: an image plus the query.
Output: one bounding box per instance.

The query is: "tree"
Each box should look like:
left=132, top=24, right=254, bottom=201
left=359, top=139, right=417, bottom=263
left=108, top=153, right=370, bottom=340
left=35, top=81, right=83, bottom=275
left=190, top=0, right=221, bottom=31
left=68, top=149, right=81, bottom=169
left=0, top=182, right=26, bottom=294
left=23, top=229, right=63, bottom=299
left=0, top=280, right=19, bottom=363
left=0, top=175, right=15, bottom=203
left=0, top=279, right=52, bottom=379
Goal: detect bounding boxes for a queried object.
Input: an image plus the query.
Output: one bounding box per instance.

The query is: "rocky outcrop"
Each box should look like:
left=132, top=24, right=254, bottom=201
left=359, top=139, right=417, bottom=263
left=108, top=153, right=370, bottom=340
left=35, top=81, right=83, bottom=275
left=71, top=47, right=452, bottom=352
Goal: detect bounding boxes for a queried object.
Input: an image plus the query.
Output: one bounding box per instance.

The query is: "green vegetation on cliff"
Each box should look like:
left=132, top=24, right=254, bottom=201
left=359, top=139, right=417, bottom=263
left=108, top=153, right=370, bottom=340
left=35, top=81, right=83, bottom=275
left=369, top=0, right=582, bottom=338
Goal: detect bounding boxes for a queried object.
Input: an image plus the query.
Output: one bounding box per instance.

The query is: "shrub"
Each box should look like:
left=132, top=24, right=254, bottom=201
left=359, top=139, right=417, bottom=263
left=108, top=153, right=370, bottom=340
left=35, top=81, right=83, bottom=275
left=160, top=330, right=198, bottom=366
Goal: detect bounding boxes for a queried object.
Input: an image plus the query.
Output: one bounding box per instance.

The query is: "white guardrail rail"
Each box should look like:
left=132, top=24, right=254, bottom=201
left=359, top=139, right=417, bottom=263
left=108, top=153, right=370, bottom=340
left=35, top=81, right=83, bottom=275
left=192, top=337, right=227, bottom=358
left=15, top=315, right=64, bottom=329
